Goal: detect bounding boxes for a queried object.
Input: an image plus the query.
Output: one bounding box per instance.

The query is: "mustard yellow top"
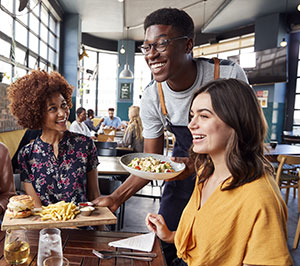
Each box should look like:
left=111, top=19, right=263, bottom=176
left=174, top=174, right=293, bottom=266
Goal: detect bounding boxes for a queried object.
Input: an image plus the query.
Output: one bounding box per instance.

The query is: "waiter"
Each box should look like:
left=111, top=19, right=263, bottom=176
left=93, top=7, right=248, bottom=265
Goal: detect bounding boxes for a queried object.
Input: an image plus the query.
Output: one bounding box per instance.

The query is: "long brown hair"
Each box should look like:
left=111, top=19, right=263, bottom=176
left=126, top=106, right=143, bottom=140
left=190, top=79, right=274, bottom=190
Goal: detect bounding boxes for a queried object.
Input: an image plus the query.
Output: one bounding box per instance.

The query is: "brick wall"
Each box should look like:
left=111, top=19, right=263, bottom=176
left=0, top=83, right=22, bottom=132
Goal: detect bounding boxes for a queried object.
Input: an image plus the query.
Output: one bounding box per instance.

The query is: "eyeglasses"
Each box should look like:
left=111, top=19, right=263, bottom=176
left=139, top=36, right=188, bottom=55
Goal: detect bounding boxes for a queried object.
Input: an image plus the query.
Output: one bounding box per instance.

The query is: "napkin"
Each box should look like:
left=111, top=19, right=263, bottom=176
left=108, top=232, right=155, bottom=252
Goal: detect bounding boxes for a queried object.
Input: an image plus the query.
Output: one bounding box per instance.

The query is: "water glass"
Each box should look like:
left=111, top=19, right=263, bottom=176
left=43, top=256, right=69, bottom=266
left=37, top=228, right=63, bottom=266
left=4, top=229, right=30, bottom=265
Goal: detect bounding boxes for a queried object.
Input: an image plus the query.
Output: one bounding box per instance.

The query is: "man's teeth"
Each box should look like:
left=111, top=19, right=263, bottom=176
left=151, top=63, right=165, bottom=69
left=194, top=135, right=205, bottom=139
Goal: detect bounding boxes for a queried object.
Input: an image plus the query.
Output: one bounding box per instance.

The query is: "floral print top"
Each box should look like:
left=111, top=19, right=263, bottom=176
left=19, top=131, right=99, bottom=206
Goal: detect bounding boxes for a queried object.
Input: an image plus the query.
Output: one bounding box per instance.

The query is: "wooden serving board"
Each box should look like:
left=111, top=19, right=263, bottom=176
left=1, top=207, right=116, bottom=230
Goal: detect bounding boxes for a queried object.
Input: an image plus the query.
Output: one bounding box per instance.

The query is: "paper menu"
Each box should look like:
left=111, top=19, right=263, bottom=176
left=108, top=232, right=155, bottom=252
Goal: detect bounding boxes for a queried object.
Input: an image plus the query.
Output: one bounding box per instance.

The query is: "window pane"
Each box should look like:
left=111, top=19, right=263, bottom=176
left=15, top=67, right=27, bottom=79
left=296, top=78, right=300, bottom=93
left=293, top=110, right=300, bottom=125
left=134, top=54, right=151, bottom=106
left=1, top=0, right=13, bottom=12
left=15, top=47, right=26, bottom=65
left=29, top=14, right=39, bottom=34
left=29, top=32, right=38, bottom=53
left=298, top=60, right=300, bottom=77
left=29, top=0, right=39, bottom=16
left=40, top=41, right=47, bottom=60
left=49, top=32, right=56, bottom=49
left=40, top=23, right=48, bottom=42
left=28, top=55, right=38, bottom=69
left=15, top=22, right=28, bottom=44
left=41, top=5, right=48, bottom=25
left=0, top=39, right=10, bottom=57
left=0, top=61, right=12, bottom=84
left=0, top=10, right=13, bottom=37
left=49, top=48, right=56, bottom=65
left=294, top=94, right=300, bottom=109
left=40, top=61, right=46, bottom=71
left=49, top=15, right=56, bottom=33
left=218, top=50, right=239, bottom=60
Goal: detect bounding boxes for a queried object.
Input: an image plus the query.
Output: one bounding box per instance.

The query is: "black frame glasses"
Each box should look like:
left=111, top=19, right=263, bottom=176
left=139, top=36, right=188, bottom=55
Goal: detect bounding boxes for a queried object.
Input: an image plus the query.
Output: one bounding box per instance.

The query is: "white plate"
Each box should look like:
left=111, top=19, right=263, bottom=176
left=119, top=153, right=186, bottom=180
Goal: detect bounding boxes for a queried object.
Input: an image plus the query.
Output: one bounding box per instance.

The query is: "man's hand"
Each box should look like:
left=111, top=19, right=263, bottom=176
left=167, top=156, right=195, bottom=181
left=92, top=195, right=119, bottom=212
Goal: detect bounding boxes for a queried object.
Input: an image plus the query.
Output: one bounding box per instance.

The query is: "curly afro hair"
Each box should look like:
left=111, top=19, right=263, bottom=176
left=7, top=70, right=73, bottom=129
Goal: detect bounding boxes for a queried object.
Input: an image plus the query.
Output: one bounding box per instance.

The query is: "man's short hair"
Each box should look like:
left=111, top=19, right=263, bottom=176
left=144, top=8, right=194, bottom=39
left=87, top=109, right=94, bottom=117
left=76, top=107, right=85, bottom=116
left=108, top=108, right=114, bottom=112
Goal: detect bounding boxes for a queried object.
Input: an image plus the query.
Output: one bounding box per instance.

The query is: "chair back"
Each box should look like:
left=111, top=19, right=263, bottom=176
left=97, top=134, right=114, bottom=142
left=94, top=141, right=117, bottom=156
left=275, top=154, right=300, bottom=184
left=103, top=128, right=116, bottom=136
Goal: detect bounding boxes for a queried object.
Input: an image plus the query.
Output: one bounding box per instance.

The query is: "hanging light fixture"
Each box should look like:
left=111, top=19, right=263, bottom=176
left=119, top=0, right=133, bottom=79
left=297, top=3, right=300, bottom=11
left=120, top=44, right=125, bottom=54
left=119, top=27, right=134, bottom=79
left=280, top=0, right=289, bottom=48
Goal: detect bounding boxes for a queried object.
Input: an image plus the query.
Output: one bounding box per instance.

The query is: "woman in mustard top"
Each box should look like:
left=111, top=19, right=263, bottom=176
left=146, top=79, right=292, bottom=266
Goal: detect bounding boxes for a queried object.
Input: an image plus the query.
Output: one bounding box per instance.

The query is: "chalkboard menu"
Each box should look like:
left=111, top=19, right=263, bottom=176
left=120, top=83, right=131, bottom=100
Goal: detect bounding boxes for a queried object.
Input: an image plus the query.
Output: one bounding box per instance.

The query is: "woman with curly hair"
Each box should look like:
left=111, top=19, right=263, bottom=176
left=7, top=70, right=100, bottom=207
left=146, top=79, right=292, bottom=266
left=118, top=106, right=144, bottom=152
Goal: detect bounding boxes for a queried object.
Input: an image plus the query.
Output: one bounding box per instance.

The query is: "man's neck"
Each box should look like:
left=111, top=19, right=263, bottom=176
left=166, top=59, right=197, bottom=92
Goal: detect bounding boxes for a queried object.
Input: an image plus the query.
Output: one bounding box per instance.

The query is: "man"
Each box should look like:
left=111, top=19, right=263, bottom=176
left=84, top=109, right=104, bottom=133
left=93, top=8, right=247, bottom=265
left=70, top=107, right=96, bottom=139
left=102, top=108, right=122, bottom=130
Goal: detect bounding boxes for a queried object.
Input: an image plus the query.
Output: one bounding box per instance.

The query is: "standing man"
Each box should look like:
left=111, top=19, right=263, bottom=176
left=93, top=7, right=247, bottom=265
left=102, top=108, right=122, bottom=130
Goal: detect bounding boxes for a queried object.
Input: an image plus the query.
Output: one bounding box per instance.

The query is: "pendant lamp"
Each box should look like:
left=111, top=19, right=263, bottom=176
left=119, top=27, right=134, bottom=79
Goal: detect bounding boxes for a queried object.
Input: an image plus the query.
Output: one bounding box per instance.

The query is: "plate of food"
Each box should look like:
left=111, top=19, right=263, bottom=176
left=119, top=153, right=186, bottom=180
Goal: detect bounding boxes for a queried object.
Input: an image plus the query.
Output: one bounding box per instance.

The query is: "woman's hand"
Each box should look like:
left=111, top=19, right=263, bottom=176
left=167, top=157, right=195, bottom=181
left=145, top=213, right=175, bottom=243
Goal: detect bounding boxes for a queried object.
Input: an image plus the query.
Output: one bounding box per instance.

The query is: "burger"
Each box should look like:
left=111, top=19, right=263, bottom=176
left=6, top=195, right=34, bottom=218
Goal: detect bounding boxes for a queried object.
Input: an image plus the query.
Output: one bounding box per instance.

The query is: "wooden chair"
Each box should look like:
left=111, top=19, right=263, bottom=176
left=164, top=130, right=176, bottom=156
left=275, top=154, right=300, bottom=249
left=97, top=134, right=114, bottom=142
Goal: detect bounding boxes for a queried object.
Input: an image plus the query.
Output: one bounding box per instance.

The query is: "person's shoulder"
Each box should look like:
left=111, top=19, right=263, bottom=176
left=0, top=142, right=9, bottom=153
left=143, top=80, right=157, bottom=94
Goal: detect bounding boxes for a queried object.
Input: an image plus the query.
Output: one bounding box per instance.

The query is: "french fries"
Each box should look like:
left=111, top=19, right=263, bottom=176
left=36, top=201, right=80, bottom=221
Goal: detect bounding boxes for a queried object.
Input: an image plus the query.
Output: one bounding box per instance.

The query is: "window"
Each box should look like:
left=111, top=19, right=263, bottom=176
left=133, top=54, right=152, bottom=106
left=0, top=0, right=61, bottom=83
left=293, top=44, right=300, bottom=131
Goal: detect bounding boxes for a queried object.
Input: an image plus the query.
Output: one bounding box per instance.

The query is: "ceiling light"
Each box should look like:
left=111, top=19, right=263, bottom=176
left=280, top=38, right=287, bottom=47
left=120, top=45, right=125, bottom=54
left=118, top=0, right=124, bottom=2
left=298, top=4, right=300, bottom=11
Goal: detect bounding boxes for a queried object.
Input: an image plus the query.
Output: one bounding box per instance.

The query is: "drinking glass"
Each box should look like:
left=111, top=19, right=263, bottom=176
left=37, top=228, right=63, bottom=266
left=4, top=229, right=30, bottom=265
left=43, top=256, right=69, bottom=266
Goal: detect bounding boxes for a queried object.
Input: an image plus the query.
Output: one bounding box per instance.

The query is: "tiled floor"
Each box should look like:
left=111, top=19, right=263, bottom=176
left=121, top=184, right=300, bottom=265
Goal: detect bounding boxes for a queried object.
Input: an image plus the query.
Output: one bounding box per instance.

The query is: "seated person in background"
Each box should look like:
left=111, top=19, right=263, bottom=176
left=84, top=109, right=104, bottom=134
left=70, top=107, right=96, bottom=139
left=0, top=142, right=16, bottom=220
left=12, top=129, right=41, bottom=173
left=102, top=108, right=122, bottom=130
left=118, top=106, right=144, bottom=152
left=7, top=70, right=100, bottom=207
left=146, top=79, right=292, bottom=266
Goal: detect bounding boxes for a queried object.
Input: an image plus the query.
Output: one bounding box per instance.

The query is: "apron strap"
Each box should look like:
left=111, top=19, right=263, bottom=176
left=158, top=82, right=168, bottom=116
left=158, top=58, right=220, bottom=117
left=213, top=57, right=220, bottom=80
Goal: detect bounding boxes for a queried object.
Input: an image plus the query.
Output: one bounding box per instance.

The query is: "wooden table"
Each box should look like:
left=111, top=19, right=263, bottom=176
left=0, top=229, right=166, bottom=266
left=97, top=156, right=129, bottom=175
left=265, top=144, right=300, bottom=162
